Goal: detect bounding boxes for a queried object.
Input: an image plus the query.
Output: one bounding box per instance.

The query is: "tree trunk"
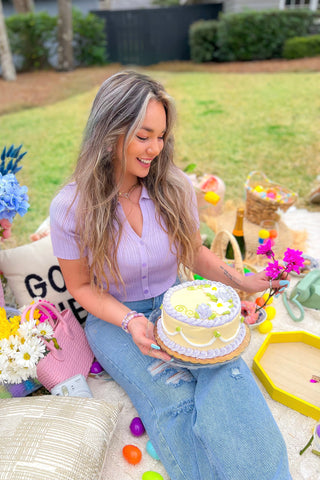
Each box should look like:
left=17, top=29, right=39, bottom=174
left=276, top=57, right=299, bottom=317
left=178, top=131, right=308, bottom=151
left=57, top=0, right=73, bottom=72
left=12, top=0, right=34, bottom=13
left=0, top=0, right=16, bottom=81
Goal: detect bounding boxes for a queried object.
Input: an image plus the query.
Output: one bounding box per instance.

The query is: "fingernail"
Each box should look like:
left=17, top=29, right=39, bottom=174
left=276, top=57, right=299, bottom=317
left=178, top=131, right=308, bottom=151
left=279, top=280, right=289, bottom=287
left=275, top=293, right=280, bottom=298
left=169, top=358, right=175, bottom=362
left=151, top=343, right=161, bottom=350
left=279, top=287, right=285, bottom=293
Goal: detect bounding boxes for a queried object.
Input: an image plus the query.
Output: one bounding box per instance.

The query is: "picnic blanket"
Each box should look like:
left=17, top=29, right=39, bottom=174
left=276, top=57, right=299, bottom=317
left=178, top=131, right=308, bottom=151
left=88, top=206, right=320, bottom=480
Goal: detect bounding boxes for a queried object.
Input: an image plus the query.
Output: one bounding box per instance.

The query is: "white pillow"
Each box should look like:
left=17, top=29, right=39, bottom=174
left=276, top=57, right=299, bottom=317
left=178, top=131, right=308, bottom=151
left=0, top=396, right=122, bottom=480
left=0, top=235, right=87, bottom=324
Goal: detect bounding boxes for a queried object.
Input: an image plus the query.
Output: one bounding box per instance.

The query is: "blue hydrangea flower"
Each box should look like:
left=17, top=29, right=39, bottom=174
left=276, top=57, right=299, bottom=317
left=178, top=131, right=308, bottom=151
left=196, top=303, right=212, bottom=319
left=0, top=173, right=29, bottom=222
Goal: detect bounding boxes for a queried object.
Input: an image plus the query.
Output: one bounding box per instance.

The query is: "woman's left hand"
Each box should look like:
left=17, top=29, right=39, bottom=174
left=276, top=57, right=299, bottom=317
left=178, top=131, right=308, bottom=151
left=128, top=315, right=172, bottom=362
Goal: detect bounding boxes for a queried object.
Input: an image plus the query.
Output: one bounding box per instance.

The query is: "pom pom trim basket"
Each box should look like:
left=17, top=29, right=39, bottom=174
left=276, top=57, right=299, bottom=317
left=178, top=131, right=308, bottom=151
left=245, top=171, right=297, bottom=225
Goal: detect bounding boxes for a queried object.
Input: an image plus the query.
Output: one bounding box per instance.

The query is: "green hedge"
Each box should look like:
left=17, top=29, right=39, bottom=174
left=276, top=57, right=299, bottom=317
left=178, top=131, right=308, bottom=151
left=73, top=9, right=107, bottom=66
left=190, top=9, right=315, bottom=63
left=283, top=34, right=320, bottom=59
left=189, top=20, right=219, bottom=63
left=6, top=12, right=56, bottom=71
left=5, top=9, right=107, bottom=72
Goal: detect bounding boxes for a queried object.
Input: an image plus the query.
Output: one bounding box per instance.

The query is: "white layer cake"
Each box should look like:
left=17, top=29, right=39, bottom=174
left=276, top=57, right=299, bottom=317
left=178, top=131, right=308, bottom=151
left=156, top=279, right=249, bottom=363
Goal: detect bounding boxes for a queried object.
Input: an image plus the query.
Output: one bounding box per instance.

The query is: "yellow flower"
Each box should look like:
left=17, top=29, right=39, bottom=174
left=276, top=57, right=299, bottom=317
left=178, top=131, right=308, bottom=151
left=0, top=308, right=21, bottom=340
left=24, top=308, right=41, bottom=322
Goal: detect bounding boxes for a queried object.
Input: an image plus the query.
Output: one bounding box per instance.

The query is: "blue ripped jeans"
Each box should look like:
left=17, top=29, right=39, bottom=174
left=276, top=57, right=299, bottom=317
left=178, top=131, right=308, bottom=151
left=85, top=293, right=292, bottom=480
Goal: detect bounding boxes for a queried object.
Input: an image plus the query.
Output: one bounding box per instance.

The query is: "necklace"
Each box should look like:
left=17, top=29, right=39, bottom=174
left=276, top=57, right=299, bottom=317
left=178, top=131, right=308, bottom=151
left=118, top=182, right=140, bottom=200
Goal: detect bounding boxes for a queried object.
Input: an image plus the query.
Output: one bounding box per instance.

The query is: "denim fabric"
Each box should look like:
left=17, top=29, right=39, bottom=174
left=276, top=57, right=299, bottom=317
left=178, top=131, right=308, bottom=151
left=85, top=294, right=292, bottom=480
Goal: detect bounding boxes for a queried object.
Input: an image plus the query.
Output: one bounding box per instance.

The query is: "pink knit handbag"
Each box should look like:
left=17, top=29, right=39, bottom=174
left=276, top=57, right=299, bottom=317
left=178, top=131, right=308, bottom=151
left=21, top=300, right=94, bottom=391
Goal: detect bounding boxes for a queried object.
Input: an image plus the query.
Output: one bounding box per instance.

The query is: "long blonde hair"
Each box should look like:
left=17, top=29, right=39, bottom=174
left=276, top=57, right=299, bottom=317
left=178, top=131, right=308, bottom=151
left=72, top=71, right=199, bottom=292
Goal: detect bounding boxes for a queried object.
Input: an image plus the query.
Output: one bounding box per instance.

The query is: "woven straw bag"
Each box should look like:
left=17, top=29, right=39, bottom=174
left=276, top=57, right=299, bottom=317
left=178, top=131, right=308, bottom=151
left=210, top=229, right=256, bottom=301
left=245, top=171, right=297, bottom=225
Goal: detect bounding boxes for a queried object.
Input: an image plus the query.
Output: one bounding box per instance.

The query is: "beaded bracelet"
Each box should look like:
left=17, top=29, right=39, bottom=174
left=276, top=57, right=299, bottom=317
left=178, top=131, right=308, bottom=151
left=121, top=310, right=144, bottom=334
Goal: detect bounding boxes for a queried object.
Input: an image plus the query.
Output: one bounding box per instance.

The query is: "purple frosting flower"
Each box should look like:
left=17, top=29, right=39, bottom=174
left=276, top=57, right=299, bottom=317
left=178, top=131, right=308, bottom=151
left=196, top=303, right=213, bottom=319
left=217, top=288, right=230, bottom=302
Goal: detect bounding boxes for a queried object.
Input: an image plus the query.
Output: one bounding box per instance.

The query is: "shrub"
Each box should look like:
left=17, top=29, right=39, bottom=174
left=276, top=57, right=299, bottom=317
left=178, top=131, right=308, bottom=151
left=72, top=9, right=108, bottom=66
left=189, top=20, right=219, bottom=63
left=216, top=9, right=315, bottom=62
left=6, top=12, right=56, bottom=71
left=5, top=9, right=108, bottom=72
left=283, top=34, right=320, bottom=59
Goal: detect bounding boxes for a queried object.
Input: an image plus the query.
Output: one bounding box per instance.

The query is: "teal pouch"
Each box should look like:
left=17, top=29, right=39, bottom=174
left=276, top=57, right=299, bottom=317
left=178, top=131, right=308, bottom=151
left=283, top=269, right=320, bottom=322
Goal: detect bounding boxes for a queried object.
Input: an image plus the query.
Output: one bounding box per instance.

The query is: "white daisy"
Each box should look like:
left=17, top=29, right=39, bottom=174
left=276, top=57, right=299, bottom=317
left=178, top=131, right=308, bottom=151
left=7, top=335, right=19, bottom=355
left=36, top=321, right=55, bottom=340
left=27, top=335, right=46, bottom=355
left=8, top=364, right=31, bottom=383
left=18, top=317, right=37, bottom=335
left=0, top=369, right=10, bottom=384
left=15, top=343, right=43, bottom=369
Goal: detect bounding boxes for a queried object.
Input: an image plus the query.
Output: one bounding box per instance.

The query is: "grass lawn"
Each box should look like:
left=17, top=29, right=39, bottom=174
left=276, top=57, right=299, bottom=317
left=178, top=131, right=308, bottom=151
left=1, top=68, right=319, bottom=245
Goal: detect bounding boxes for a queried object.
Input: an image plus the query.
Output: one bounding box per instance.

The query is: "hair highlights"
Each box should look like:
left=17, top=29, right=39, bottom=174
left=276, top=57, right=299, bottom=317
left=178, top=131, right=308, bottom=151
left=72, top=71, right=198, bottom=293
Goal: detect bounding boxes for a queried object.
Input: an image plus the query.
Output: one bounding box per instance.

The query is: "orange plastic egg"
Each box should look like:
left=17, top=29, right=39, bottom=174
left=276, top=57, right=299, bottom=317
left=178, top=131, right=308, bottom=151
left=122, top=444, right=142, bottom=465
left=255, top=297, right=265, bottom=307
left=269, top=229, right=278, bottom=239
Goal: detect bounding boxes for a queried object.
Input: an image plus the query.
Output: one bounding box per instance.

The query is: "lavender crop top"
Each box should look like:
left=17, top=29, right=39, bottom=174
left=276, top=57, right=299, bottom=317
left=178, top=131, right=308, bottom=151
left=50, top=179, right=199, bottom=302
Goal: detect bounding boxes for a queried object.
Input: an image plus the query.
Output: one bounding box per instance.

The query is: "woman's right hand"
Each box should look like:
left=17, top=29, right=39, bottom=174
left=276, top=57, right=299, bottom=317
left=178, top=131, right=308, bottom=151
left=127, top=315, right=172, bottom=362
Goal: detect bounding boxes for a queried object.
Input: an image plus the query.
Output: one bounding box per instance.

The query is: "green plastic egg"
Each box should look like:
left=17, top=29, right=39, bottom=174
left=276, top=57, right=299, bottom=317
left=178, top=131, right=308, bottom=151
left=142, top=471, right=164, bottom=480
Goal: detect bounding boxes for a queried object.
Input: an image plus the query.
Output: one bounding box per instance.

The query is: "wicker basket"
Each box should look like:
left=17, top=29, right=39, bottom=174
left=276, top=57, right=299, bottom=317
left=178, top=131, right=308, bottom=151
left=245, top=171, right=297, bottom=225
left=210, top=229, right=256, bottom=301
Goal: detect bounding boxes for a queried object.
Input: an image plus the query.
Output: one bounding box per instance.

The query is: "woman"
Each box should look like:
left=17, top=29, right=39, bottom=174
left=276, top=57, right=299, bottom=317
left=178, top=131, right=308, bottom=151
left=50, top=71, right=291, bottom=480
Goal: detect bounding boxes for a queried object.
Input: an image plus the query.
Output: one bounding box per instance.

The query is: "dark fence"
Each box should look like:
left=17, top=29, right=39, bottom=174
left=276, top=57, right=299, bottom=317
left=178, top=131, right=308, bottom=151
left=91, top=3, right=223, bottom=66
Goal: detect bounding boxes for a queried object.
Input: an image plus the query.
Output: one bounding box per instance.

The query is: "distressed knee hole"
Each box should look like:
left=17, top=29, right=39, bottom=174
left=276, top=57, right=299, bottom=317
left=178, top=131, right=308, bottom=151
left=230, top=366, right=243, bottom=379
left=148, top=359, right=194, bottom=386
left=167, top=399, right=194, bottom=416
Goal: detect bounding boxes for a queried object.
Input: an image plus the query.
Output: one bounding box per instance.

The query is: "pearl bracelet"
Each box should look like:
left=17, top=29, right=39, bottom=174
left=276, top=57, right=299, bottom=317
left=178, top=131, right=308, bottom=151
left=121, top=310, right=144, bottom=333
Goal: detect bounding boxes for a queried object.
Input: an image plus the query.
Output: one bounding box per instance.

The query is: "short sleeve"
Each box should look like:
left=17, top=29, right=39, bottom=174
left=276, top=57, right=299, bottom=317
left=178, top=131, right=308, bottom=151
left=50, top=184, right=81, bottom=260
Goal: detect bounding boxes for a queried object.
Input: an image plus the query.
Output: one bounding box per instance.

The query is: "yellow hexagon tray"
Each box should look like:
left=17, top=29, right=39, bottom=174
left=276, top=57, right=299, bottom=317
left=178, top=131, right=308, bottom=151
left=252, top=331, right=320, bottom=420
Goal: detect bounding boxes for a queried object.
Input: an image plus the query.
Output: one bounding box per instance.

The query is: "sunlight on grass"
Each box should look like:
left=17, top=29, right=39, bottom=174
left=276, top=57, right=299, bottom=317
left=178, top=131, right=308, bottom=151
left=1, top=71, right=319, bottom=245
left=159, top=72, right=320, bottom=200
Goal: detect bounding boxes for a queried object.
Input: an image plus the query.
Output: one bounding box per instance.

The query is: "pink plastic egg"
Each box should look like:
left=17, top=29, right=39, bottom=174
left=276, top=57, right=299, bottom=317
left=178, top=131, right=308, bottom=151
left=122, top=444, right=142, bottom=465
left=130, top=416, right=145, bottom=437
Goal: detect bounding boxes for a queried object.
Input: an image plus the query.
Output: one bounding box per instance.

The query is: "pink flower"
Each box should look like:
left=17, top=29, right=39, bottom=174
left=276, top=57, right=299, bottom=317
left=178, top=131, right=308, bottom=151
left=257, top=239, right=274, bottom=259
left=0, top=218, right=12, bottom=241
left=265, top=260, right=284, bottom=279
left=283, top=248, right=305, bottom=275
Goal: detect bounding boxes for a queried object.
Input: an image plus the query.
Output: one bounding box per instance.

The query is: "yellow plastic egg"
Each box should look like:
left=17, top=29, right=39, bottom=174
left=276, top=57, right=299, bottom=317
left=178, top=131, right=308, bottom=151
left=258, top=320, right=273, bottom=334
left=265, top=305, right=276, bottom=321
left=204, top=191, right=220, bottom=205
left=258, top=229, right=270, bottom=239
left=262, top=293, right=273, bottom=305
left=254, top=185, right=264, bottom=193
